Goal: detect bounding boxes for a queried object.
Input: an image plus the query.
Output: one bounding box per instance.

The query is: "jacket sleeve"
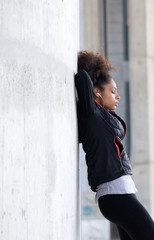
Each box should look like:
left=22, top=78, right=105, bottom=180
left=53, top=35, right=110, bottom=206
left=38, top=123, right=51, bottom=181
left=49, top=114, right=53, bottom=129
left=75, top=69, right=96, bottom=117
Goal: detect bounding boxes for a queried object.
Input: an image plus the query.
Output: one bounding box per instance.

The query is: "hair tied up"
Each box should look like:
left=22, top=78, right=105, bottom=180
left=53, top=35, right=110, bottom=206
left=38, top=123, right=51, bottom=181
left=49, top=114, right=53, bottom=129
left=78, top=50, right=117, bottom=91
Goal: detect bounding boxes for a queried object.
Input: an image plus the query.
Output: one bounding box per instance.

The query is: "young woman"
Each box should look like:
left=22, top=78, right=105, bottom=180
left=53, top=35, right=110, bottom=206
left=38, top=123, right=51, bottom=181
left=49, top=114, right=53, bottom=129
left=75, top=50, right=154, bottom=240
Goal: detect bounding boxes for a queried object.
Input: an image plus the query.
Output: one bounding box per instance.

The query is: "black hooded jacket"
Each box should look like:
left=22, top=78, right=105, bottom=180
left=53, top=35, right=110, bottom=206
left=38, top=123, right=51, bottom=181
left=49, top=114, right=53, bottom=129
left=75, top=69, right=133, bottom=192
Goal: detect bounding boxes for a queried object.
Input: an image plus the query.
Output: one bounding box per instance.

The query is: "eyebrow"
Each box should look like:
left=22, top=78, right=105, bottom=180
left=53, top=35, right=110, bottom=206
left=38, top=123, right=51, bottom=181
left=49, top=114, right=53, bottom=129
left=112, top=87, right=117, bottom=90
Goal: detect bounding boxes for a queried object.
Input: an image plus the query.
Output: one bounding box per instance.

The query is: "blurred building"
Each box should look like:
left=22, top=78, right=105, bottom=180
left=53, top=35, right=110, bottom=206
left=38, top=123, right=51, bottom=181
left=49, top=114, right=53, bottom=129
left=79, top=0, right=154, bottom=239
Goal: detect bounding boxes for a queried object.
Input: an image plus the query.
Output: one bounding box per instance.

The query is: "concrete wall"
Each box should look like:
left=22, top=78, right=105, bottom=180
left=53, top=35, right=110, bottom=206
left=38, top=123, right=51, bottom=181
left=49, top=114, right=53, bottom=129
left=0, top=1, right=79, bottom=240
left=129, top=0, right=154, bottom=217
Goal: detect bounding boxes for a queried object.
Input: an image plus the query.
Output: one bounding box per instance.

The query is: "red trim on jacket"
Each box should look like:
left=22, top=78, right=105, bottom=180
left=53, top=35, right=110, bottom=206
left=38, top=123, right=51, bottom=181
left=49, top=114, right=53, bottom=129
left=114, top=137, right=121, bottom=159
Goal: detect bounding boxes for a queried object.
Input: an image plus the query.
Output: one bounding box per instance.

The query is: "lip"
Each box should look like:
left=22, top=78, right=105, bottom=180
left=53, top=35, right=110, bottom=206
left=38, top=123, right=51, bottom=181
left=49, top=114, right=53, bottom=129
left=115, top=102, right=119, bottom=106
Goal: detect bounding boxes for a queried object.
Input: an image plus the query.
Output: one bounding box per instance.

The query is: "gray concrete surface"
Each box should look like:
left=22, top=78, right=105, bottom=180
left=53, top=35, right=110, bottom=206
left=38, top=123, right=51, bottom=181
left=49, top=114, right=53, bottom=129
left=129, top=0, right=154, bottom=217
left=0, top=1, right=79, bottom=239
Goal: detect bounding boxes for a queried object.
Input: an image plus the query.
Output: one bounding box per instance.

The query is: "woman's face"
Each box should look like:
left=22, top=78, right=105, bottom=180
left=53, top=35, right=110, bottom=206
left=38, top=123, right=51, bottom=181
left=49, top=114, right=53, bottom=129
left=94, top=78, right=120, bottom=110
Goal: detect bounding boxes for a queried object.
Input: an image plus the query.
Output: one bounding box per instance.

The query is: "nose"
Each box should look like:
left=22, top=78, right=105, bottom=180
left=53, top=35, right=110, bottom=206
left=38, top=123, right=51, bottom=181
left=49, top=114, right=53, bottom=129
left=116, top=93, right=120, bottom=100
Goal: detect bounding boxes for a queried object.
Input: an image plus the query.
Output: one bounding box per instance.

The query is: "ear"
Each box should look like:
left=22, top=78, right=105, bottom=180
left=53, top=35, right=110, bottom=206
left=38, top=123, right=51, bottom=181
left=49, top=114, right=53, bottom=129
left=93, top=87, right=100, bottom=98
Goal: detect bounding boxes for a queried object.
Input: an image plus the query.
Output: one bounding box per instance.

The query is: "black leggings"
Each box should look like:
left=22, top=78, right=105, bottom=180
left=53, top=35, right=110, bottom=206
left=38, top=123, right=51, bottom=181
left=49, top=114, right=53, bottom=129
left=98, top=194, right=154, bottom=240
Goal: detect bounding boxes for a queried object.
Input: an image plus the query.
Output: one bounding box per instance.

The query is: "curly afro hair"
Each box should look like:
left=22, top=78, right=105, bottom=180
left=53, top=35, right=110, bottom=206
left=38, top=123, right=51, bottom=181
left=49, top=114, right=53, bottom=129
left=78, top=50, right=117, bottom=91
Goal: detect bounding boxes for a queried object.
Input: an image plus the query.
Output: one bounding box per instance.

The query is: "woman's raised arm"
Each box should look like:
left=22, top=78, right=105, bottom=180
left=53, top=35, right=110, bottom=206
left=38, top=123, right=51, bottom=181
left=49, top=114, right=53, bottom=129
left=75, top=69, right=96, bottom=118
